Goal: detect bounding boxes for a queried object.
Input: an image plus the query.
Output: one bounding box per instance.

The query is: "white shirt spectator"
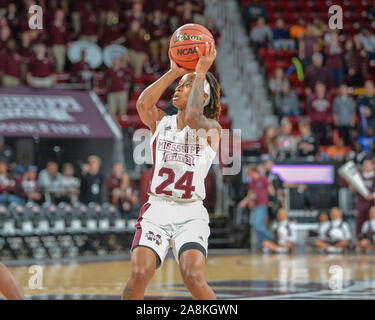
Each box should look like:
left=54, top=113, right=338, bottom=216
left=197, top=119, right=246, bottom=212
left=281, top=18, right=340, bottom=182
left=321, top=219, right=351, bottom=242
left=272, top=220, right=297, bottom=245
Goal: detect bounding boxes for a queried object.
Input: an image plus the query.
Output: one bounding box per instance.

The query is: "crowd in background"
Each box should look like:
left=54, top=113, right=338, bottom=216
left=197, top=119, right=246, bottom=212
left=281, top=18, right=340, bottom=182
left=0, top=146, right=139, bottom=217
left=0, top=0, right=220, bottom=118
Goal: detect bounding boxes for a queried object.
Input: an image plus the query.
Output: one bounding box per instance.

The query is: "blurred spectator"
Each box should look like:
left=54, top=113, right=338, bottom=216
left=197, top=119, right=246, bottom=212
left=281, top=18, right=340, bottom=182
left=276, top=118, right=297, bottom=160
left=357, top=80, right=375, bottom=133
left=296, top=121, right=319, bottom=158
left=309, top=210, right=330, bottom=248
left=71, top=1, right=85, bottom=35
left=344, top=37, right=368, bottom=87
left=206, top=17, right=221, bottom=45
left=313, top=207, right=351, bottom=253
left=357, top=26, right=375, bottom=62
left=353, top=159, right=375, bottom=236
left=124, top=0, right=146, bottom=29
left=298, top=24, right=321, bottom=67
left=26, top=44, right=56, bottom=88
left=80, top=2, right=98, bottom=43
left=38, top=161, right=63, bottom=204
left=148, top=9, right=169, bottom=64
left=272, top=18, right=295, bottom=50
left=125, top=20, right=149, bottom=77
left=262, top=208, right=296, bottom=254
left=238, top=164, right=275, bottom=250
left=19, top=31, right=33, bottom=81
left=0, top=39, right=21, bottom=87
left=17, top=165, right=42, bottom=203
left=289, top=18, right=306, bottom=40
left=99, top=11, right=123, bottom=46
left=5, top=3, right=19, bottom=32
left=256, top=125, right=277, bottom=157
left=0, top=161, right=24, bottom=206
left=80, top=155, right=104, bottom=204
left=0, top=25, right=11, bottom=47
left=71, top=50, right=92, bottom=85
left=269, top=67, right=289, bottom=95
left=355, top=206, right=375, bottom=253
left=112, top=172, right=138, bottom=217
left=357, top=127, right=375, bottom=153
left=107, top=162, right=124, bottom=204
left=60, top=163, right=80, bottom=204
left=274, top=81, right=299, bottom=116
left=366, top=140, right=375, bottom=161
left=311, top=18, right=327, bottom=37
left=324, top=31, right=344, bottom=87
left=49, top=9, right=70, bottom=73
left=306, top=82, right=333, bottom=145
left=250, top=17, right=272, bottom=47
left=304, top=53, right=333, bottom=97
left=326, top=138, right=348, bottom=163
left=105, top=58, right=132, bottom=117
left=243, top=0, right=266, bottom=28
left=262, top=160, right=284, bottom=218
left=333, top=83, right=356, bottom=145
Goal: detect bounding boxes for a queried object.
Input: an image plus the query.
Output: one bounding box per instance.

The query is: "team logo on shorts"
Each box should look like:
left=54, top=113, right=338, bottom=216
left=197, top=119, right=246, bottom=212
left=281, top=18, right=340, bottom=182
left=145, top=231, right=162, bottom=246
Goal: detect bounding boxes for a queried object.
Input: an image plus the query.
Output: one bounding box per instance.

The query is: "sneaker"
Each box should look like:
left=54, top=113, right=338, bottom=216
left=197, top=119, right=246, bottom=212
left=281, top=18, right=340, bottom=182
left=327, top=246, right=343, bottom=253
left=276, top=247, right=289, bottom=254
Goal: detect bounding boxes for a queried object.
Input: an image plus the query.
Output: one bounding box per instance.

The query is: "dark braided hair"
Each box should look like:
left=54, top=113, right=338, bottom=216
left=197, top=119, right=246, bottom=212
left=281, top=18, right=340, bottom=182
left=203, top=72, right=221, bottom=121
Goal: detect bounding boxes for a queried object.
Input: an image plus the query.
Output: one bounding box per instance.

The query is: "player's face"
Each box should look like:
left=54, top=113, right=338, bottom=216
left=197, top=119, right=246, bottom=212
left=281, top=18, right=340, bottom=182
left=173, top=73, right=207, bottom=110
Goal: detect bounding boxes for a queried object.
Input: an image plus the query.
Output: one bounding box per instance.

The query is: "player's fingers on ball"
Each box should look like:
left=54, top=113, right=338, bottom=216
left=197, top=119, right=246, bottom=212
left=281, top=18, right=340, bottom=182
left=205, top=41, right=210, bottom=56
left=196, top=46, right=203, bottom=58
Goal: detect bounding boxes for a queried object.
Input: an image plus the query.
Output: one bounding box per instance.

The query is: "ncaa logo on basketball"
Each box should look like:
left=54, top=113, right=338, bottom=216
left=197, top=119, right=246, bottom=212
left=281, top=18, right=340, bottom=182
left=173, top=33, right=202, bottom=43
left=177, top=48, right=197, bottom=56
left=145, top=231, right=162, bottom=246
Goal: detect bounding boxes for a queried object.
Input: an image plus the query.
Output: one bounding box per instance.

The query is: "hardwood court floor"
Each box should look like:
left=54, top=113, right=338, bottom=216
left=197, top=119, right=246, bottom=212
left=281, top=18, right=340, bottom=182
left=4, top=253, right=375, bottom=299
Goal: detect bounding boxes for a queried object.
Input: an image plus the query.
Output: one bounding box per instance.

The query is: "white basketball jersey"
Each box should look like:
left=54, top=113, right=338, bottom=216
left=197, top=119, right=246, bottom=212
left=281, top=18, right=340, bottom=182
left=148, top=114, right=216, bottom=202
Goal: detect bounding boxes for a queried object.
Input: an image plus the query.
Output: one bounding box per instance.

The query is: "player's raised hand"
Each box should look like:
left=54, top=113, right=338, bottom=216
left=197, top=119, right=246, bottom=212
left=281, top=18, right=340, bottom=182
left=169, top=50, right=191, bottom=78
left=195, top=42, right=216, bottom=78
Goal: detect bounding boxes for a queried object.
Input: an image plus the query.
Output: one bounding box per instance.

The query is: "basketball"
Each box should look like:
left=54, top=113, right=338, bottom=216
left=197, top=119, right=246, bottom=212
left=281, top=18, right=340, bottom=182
left=169, top=23, right=215, bottom=70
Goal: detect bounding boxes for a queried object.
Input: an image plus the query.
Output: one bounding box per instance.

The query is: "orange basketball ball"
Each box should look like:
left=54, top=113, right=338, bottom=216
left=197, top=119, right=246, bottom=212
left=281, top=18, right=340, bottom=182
left=169, top=24, right=215, bottom=70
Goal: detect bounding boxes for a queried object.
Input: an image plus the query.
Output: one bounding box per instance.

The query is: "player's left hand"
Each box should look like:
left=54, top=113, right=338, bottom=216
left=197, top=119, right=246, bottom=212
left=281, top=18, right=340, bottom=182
left=195, top=42, right=216, bottom=78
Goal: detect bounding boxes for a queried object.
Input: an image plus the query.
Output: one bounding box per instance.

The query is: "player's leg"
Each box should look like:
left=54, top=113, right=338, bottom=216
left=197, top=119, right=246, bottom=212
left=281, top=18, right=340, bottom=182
left=0, top=263, right=25, bottom=300
left=334, top=240, right=349, bottom=251
left=122, top=246, right=158, bottom=300
left=355, top=239, right=370, bottom=252
left=262, top=240, right=279, bottom=252
left=179, top=249, right=216, bottom=300
left=314, top=239, right=330, bottom=250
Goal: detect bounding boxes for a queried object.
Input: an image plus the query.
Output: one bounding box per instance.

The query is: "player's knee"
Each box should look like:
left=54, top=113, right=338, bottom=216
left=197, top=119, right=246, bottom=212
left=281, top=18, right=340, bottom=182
left=129, top=267, right=152, bottom=286
left=182, top=268, right=206, bottom=289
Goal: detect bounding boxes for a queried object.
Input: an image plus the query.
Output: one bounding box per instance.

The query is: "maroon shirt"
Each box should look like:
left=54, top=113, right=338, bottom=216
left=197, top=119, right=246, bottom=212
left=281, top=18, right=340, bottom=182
left=28, top=56, right=55, bottom=77
left=72, top=60, right=91, bottom=82
left=81, top=12, right=98, bottom=36
left=49, top=23, right=70, bottom=45
left=304, top=65, right=333, bottom=91
left=248, top=176, right=270, bottom=206
left=105, top=67, right=132, bottom=93
left=100, top=23, right=122, bottom=46
left=1, top=50, right=22, bottom=78
left=125, top=31, right=149, bottom=53
left=357, top=171, right=375, bottom=211
left=148, top=19, right=169, bottom=41
left=107, top=174, right=121, bottom=203
left=306, top=95, right=333, bottom=124
left=324, top=42, right=344, bottom=69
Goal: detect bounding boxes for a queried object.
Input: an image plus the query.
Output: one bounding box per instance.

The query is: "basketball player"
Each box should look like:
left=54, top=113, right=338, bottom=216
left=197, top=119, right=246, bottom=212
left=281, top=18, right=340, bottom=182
left=355, top=206, right=375, bottom=253
left=0, top=263, right=25, bottom=300
left=314, top=207, right=351, bottom=253
left=262, top=208, right=296, bottom=254
left=122, top=43, right=220, bottom=300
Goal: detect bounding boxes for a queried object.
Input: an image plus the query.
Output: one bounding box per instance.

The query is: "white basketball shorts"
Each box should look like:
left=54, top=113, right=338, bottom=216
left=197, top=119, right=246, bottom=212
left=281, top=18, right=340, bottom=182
left=131, top=195, right=210, bottom=268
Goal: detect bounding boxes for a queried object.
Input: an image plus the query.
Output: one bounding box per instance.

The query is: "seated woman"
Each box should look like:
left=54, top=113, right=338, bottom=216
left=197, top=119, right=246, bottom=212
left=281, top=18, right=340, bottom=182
left=355, top=206, right=375, bottom=253
left=308, top=210, right=330, bottom=247
left=314, top=207, right=351, bottom=253
left=263, top=208, right=296, bottom=254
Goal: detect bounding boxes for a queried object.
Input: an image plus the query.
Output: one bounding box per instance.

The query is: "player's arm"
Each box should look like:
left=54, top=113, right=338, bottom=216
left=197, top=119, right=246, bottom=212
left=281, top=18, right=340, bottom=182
left=137, top=55, right=190, bottom=134
left=185, top=42, right=221, bottom=150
